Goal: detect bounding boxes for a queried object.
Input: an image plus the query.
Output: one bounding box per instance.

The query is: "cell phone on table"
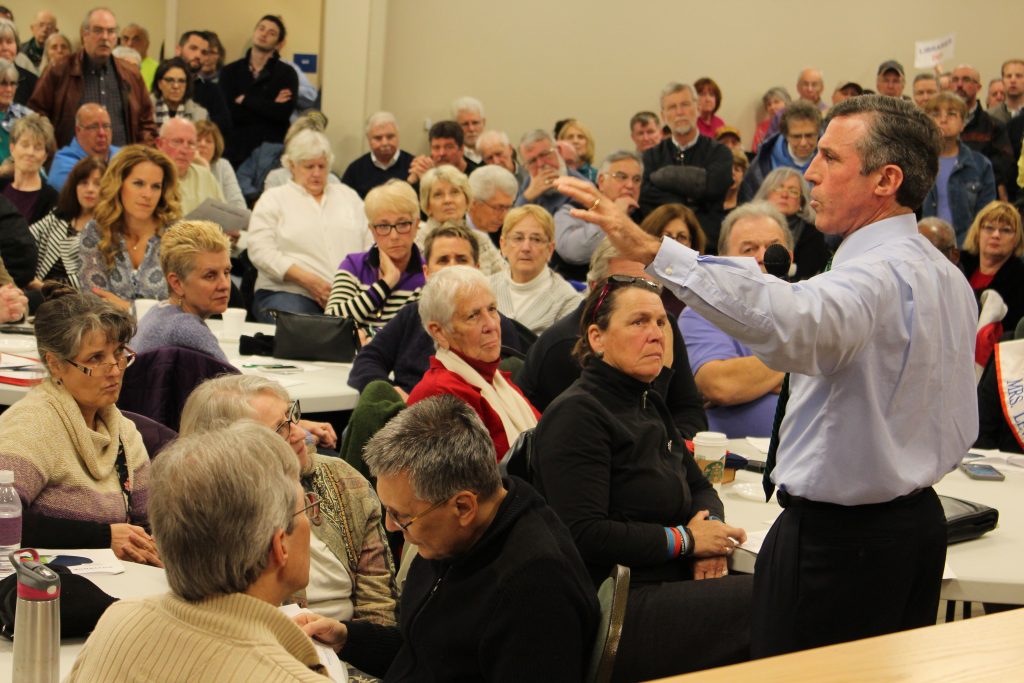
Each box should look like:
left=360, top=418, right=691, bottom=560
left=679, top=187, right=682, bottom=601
left=960, top=463, right=1006, bottom=481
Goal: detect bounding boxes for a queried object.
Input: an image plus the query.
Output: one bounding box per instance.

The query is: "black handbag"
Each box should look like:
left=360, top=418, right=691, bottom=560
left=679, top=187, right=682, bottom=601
left=939, top=495, right=999, bottom=544
left=270, top=310, right=360, bottom=363
left=0, top=564, right=118, bottom=640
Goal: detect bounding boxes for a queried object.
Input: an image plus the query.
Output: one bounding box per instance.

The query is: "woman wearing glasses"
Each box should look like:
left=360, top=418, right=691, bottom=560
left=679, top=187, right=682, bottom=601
left=248, top=129, right=371, bottom=322
left=149, top=57, right=209, bottom=127
left=131, top=220, right=232, bottom=362
left=488, top=205, right=580, bottom=335
left=0, top=58, right=31, bottom=164
left=79, top=145, right=181, bottom=309
left=640, top=203, right=707, bottom=317
left=960, top=201, right=1024, bottom=330
left=754, top=167, right=830, bottom=281
left=0, top=284, right=160, bottom=565
left=325, top=181, right=425, bottom=335
left=533, top=276, right=752, bottom=681
left=180, top=374, right=397, bottom=625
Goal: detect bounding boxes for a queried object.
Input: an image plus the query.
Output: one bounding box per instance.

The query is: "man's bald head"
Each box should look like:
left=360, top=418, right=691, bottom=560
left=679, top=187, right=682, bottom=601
left=157, top=118, right=198, bottom=177
left=75, top=103, right=112, bottom=156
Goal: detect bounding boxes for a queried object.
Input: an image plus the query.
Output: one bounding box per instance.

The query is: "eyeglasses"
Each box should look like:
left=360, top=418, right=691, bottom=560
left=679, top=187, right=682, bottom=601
left=274, top=399, right=301, bottom=438
left=161, top=77, right=187, bottom=86
left=163, top=137, right=198, bottom=150
left=506, top=233, right=549, bottom=246
left=482, top=200, right=513, bottom=213
left=88, top=26, right=119, bottom=37
left=524, top=148, right=557, bottom=168
left=770, top=186, right=802, bottom=198
left=980, top=224, right=1016, bottom=237
left=294, top=491, right=322, bottom=526
left=607, top=171, right=643, bottom=185
left=81, top=122, right=113, bottom=132
left=387, top=496, right=450, bottom=532
left=371, top=220, right=414, bottom=236
left=786, top=132, right=817, bottom=142
left=0, top=80, right=17, bottom=88
left=665, top=230, right=691, bottom=246
left=64, top=347, right=136, bottom=377
left=590, top=275, right=663, bottom=323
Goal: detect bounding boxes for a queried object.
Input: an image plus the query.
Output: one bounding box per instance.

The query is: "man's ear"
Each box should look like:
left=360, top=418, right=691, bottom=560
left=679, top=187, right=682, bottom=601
left=453, top=491, right=479, bottom=528
left=874, top=163, right=904, bottom=198
left=268, top=527, right=288, bottom=570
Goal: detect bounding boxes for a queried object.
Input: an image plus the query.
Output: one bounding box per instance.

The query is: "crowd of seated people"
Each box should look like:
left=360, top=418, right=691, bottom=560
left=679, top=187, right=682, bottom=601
left=0, top=4, right=1021, bottom=680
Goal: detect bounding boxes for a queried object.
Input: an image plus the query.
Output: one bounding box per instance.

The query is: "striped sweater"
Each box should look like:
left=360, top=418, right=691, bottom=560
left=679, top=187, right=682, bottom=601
left=0, top=380, right=150, bottom=547
left=324, top=245, right=425, bottom=331
left=67, top=592, right=328, bottom=682
left=29, top=208, right=82, bottom=288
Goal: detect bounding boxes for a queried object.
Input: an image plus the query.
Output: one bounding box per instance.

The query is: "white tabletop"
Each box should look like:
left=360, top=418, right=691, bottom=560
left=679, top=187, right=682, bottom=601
left=723, top=439, right=1024, bottom=605
left=0, top=549, right=169, bottom=678
left=0, top=321, right=359, bottom=414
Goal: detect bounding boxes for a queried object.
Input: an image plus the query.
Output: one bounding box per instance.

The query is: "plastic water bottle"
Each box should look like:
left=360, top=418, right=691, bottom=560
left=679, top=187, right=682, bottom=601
left=0, top=470, right=21, bottom=573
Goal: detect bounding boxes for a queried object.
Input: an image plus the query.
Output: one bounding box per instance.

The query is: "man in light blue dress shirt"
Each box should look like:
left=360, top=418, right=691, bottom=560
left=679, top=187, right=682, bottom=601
left=554, top=95, right=978, bottom=659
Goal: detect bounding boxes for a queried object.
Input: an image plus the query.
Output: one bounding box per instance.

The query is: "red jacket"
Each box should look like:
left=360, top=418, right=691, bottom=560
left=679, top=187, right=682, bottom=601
left=408, top=356, right=540, bottom=458
left=28, top=50, right=157, bottom=148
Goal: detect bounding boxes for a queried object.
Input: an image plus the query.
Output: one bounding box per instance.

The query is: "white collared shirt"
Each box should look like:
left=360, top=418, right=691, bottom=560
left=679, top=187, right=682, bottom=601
left=650, top=214, right=978, bottom=504
left=372, top=149, right=401, bottom=171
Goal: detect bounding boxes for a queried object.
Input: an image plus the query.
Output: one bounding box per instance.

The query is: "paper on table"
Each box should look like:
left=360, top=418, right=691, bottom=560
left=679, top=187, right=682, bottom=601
left=1, top=548, right=125, bottom=579
left=278, top=603, right=349, bottom=682
left=745, top=437, right=771, bottom=454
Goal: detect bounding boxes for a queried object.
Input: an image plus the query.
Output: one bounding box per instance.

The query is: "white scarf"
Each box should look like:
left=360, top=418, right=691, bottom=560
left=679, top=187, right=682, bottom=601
left=435, top=347, right=537, bottom=459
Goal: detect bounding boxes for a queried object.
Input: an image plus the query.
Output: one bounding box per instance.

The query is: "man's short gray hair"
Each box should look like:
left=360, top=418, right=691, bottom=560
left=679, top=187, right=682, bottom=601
left=660, top=82, right=696, bottom=108
left=418, top=265, right=491, bottom=338
left=81, top=7, right=116, bottom=33
left=365, top=111, right=397, bottom=136
left=469, top=165, right=519, bottom=203
left=476, top=130, right=510, bottom=155
left=718, top=201, right=792, bottom=255
left=282, top=129, right=335, bottom=169
left=364, top=395, right=502, bottom=502
left=149, top=422, right=299, bottom=602
left=825, top=94, right=940, bottom=209
left=754, top=167, right=815, bottom=224
left=518, top=128, right=554, bottom=152
left=586, top=238, right=622, bottom=285
left=451, top=96, right=484, bottom=118
left=599, top=150, right=644, bottom=176
left=179, top=374, right=289, bottom=436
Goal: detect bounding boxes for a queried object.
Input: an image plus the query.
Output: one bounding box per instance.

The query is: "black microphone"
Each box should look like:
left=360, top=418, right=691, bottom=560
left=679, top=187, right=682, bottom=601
left=763, top=244, right=791, bottom=279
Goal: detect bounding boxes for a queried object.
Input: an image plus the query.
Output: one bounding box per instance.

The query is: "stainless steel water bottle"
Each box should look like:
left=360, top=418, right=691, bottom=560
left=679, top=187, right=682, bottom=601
left=11, top=548, right=60, bottom=683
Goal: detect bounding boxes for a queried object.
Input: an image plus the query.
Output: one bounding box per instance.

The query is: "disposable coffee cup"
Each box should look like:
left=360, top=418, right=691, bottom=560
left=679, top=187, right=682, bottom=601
left=693, top=431, right=728, bottom=487
left=222, top=308, right=247, bottom=339
left=133, top=299, right=159, bottom=322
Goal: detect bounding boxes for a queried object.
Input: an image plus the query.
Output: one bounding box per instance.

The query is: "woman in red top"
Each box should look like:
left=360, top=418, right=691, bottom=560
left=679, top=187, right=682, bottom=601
left=408, top=265, right=539, bottom=459
left=960, top=201, right=1024, bottom=330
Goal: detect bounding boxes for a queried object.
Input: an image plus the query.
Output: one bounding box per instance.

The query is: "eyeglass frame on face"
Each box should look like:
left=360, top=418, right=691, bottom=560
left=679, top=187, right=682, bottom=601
left=481, top=199, right=513, bottom=214
left=606, top=171, right=643, bottom=185
left=980, top=223, right=1016, bottom=237
left=81, top=122, right=113, bottom=132
left=294, top=490, right=322, bottom=526
left=274, top=399, right=301, bottom=438
left=64, top=347, right=136, bottom=377
left=386, top=495, right=452, bottom=532
left=770, top=185, right=802, bottom=198
left=161, top=77, right=187, bottom=87
left=665, top=228, right=691, bottom=246
left=524, top=147, right=557, bottom=168
left=164, top=137, right=198, bottom=150
left=590, top=275, right=663, bottom=323
left=370, top=219, right=414, bottom=236
left=506, top=233, right=549, bottom=247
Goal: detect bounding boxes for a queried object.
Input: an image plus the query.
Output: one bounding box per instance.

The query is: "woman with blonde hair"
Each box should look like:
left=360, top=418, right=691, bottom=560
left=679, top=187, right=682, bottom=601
left=1, top=113, right=58, bottom=222
left=79, top=145, right=181, bottom=308
left=557, top=119, right=597, bottom=182
left=960, top=201, right=1024, bottom=330
left=131, top=220, right=232, bottom=362
left=489, top=204, right=580, bottom=335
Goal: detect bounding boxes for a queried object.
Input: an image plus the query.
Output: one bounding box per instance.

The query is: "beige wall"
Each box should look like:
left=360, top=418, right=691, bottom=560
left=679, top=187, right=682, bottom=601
left=378, top=0, right=1024, bottom=164
left=5, top=1, right=164, bottom=55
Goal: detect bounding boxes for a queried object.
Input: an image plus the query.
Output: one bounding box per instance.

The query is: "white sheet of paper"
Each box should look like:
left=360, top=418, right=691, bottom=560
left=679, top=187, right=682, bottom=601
left=914, top=33, right=955, bottom=68
left=745, top=437, right=771, bottom=454
left=278, top=604, right=349, bottom=683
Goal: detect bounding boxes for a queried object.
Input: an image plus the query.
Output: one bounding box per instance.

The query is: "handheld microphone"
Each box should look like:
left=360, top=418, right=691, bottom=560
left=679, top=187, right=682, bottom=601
left=763, top=244, right=792, bottom=279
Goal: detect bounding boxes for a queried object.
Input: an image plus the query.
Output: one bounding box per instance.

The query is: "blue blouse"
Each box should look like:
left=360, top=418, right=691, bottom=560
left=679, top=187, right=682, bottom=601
left=79, top=220, right=168, bottom=301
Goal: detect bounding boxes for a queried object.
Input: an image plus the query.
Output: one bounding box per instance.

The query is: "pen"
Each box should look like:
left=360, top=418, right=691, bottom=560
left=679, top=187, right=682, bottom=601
left=242, top=363, right=299, bottom=369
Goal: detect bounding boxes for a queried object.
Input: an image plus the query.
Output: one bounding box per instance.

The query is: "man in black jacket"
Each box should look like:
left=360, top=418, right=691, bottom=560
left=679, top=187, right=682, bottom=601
left=641, top=82, right=733, bottom=252
left=219, top=15, right=298, bottom=167
left=297, top=396, right=599, bottom=682
left=175, top=30, right=231, bottom=136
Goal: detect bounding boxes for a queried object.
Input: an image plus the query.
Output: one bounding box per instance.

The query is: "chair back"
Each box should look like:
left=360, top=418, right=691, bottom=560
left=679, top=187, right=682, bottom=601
left=121, top=410, right=178, bottom=458
left=500, top=427, right=535, bottom=481
left=586, top=564, right=630, bottom=683
left=117, top=347, right=239, bottom=431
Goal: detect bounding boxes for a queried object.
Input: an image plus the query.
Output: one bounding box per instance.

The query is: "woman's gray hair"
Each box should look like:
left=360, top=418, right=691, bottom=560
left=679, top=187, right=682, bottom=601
left=468, top=165, right=518, bottom=203
left=179, top=374, right=289, bottom=436
left=717, top=201, right=793, bottom=255
left=419, top=164, right=471, bottom=215
left=586, top=238, right=621, bottom=285
left=418, top=265, right=490, bottom=337
left=34, top=286, right=135, bottom=374
left=754, top=166, right=816, bottom=224
left=762, top=86, right=792, bottom=109
left=149, top=422, right=300, bottom=602
left=11, top=113, right=57, bottom=155
left=282, top=129, right=335, bottom=169
left=0, top=18, right=18, bottom=44
left=364, top=395, right=501, bottom=503
left=0, top=58, right=16, bottom=83
left=475, top=129, right=510, bottom=155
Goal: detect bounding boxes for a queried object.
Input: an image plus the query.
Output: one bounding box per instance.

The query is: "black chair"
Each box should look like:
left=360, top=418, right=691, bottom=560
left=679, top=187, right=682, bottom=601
left=500, top=428, right=535, bottom=482
left=586, top=564, right=630, bottom=683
